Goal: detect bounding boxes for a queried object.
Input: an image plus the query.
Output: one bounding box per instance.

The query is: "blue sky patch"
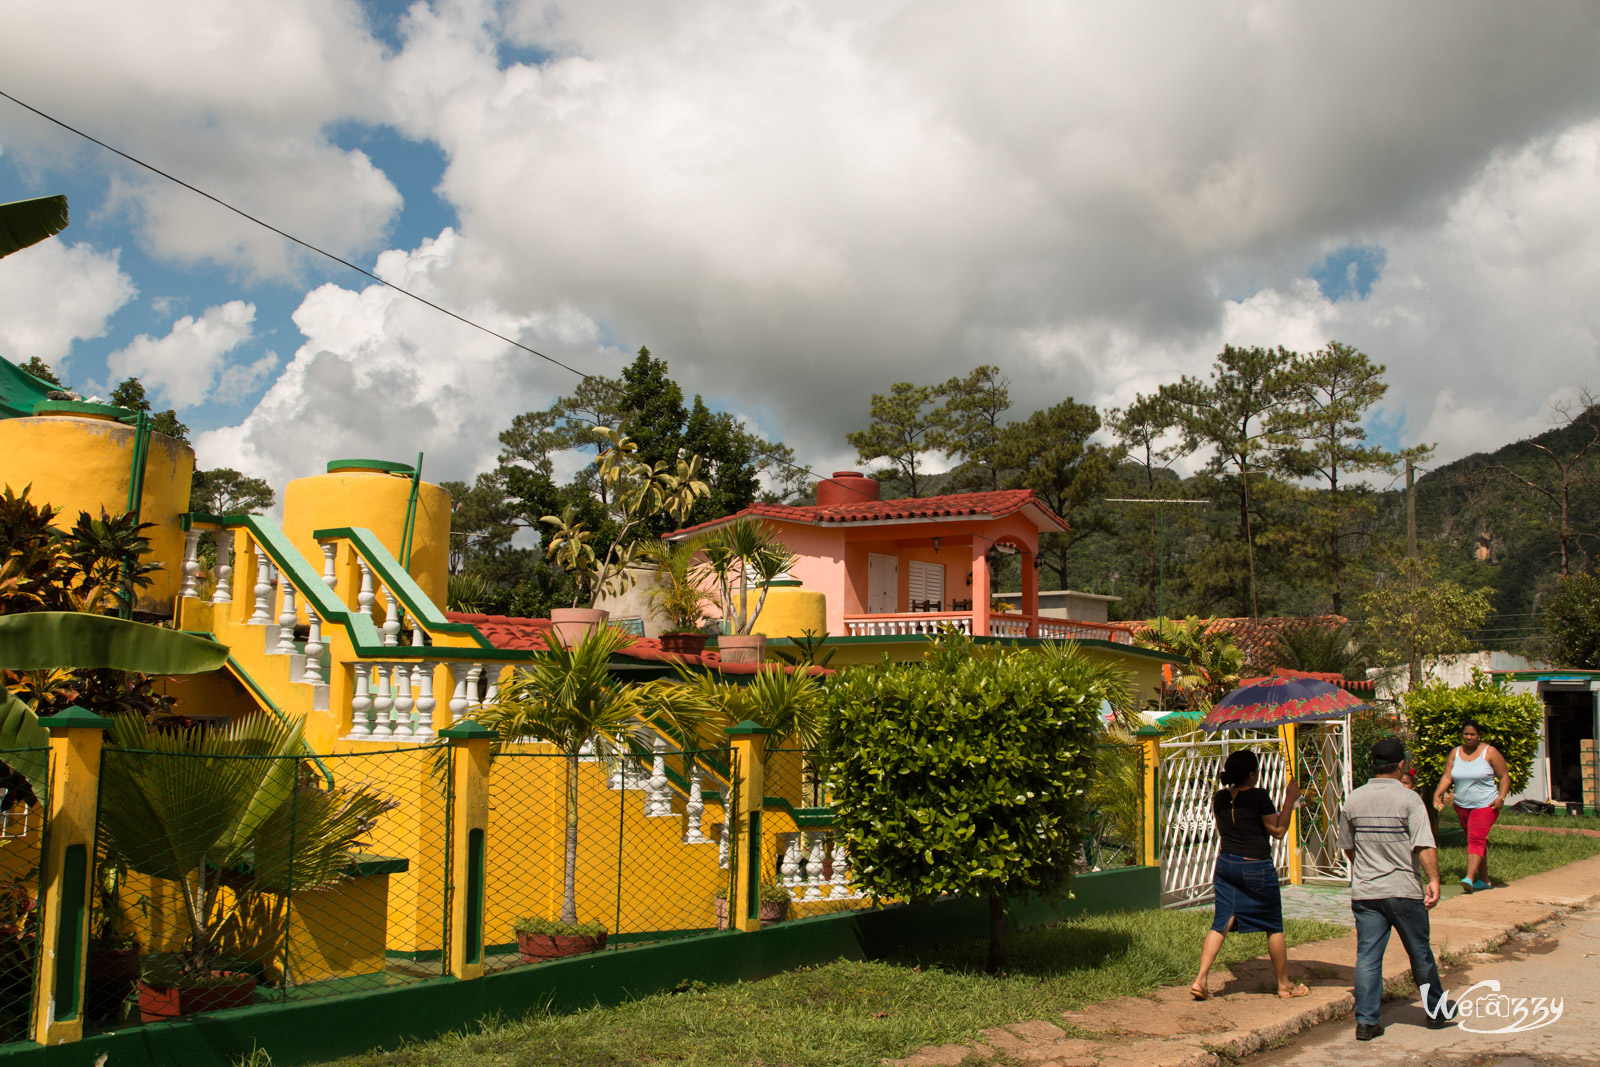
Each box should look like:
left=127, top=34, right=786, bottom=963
left=1309, top=244, right=1386, bottom=302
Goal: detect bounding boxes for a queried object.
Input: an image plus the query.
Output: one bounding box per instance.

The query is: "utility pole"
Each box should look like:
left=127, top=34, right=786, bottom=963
left=1405, top=457, right=1421, bottom=691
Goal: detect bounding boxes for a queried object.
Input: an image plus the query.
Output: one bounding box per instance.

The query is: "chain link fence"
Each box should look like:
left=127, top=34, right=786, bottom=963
left=92, top=743, right=447, bottom=1027
left=482, top=739, right=738, bottom=971
left=0, top=748, right=46, bottom=1043
left=761, top=748, right=873, bottom=918
left=1085, top=740, right=1144, bottom=871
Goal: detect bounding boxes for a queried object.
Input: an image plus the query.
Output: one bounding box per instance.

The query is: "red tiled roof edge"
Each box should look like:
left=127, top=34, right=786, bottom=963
left=443, top=612, right=827, bottom=676
left=666, top=488, right=1069, bottom=539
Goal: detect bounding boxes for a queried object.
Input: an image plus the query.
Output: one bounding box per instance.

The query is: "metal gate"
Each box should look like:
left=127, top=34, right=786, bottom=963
left=1159, top=728, right=1290, bottom=906
left=1159, top=719, right=1353, bottom=906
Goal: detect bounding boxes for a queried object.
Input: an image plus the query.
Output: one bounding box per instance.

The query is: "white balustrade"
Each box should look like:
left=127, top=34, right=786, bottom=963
left=845, top=614, right=975, bottom=637
left=349, top=665, right=375, bottom=740
left=831, top=840, right=857, bottom=897
left=644, top=737, right=673, bottom=817
left=321, top=542, right=338, bottom=590
left=684, top=764, right=708, bottom=843
left=211, top=530, right=234, bottom=604
left=382, top=589, right=402, bottom=647
left=180, top=530, right=201, bottom=598
left=302, top=608, right=325, bottom=685
left=717, top=823, right=729, bottom=868
left=780, top=836, right=801, bottom=891
left=249, top=547, right=275, bottom=625
left=275, top=580, right=299, bottom=655
left=804, top=835, right=827, bottom=900
left=392, top=664, right=415, bottom=741
left=371, top=663, right=395, bottom=739
left=414, top=666, right=437, bottom=739
left=990, top=616, right=1029, bottom=638
left=356, top=561, right=375, bottom=619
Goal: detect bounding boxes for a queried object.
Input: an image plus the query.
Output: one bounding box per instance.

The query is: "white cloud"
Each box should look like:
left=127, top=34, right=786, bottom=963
left=0, top=240, right=136, bottom=374
left=106, top=301, right=257, bottom=408
left=194, top=229, right=607, bottom=489
left=212, top=350, right=282, bottom=405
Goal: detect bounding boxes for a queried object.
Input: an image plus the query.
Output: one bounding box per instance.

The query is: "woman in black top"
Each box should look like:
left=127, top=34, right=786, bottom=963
left=1189, top=750, right=1307, bottom=1001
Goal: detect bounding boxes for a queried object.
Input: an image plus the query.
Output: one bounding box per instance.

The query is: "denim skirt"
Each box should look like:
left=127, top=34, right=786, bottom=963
left=1211, top=852, right=1283, bottom=934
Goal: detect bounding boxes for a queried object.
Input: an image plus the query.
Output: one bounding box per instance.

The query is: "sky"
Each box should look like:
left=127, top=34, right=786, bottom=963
left=2, top=0, right=1599, bottom=498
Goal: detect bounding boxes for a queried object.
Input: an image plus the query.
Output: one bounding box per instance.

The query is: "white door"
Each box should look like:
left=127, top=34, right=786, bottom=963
left=908, top=560, right=945, bottom=609
left=867, top=553, right=898, bottom=614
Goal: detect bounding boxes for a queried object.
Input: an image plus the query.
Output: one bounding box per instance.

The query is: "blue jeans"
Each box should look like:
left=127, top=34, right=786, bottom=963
left=1352, top=898, right=1445, bottom=1026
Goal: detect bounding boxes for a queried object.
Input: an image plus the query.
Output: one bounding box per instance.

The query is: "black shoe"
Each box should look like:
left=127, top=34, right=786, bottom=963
left=1356, top=1023, right=1385, bottom=1041
left=1426, top=1000, right=1457, bottom=1029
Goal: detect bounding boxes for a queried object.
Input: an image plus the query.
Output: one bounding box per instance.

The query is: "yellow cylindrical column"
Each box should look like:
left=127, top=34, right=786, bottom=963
left=725, top=721, right=773, bottom=932
left=1135, top=725, right=1162, bottom=868
left=1280, top=723, right=1302, bottom=885
left=442, top=721, right=495, bottom=979
left=32, top=706, right=112, bottom=1045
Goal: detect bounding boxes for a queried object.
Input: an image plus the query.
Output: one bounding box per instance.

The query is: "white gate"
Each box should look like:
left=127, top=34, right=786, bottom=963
left=1159, top=729, right=1289, bottom=906
left=1158, top=719, right=1353, bottom=906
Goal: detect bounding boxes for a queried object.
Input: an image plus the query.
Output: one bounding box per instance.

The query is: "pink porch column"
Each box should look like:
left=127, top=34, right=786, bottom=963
left=1021, top=548, right=1038, bottom=637
left=971, top=540, right=991, bottom=637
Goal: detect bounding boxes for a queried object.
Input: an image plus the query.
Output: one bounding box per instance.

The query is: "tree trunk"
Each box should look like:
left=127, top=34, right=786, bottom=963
left=986, top=893, right=1006, bottom=973
left=562, top=754, right=580, bottom=924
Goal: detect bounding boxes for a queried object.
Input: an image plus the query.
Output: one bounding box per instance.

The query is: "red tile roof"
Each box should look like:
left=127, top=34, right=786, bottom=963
left=666, top=489, right=1070, bottom=539
left=446, top=613, right=824, bottom=676
left=1108, top=615, right=1352, bottom=672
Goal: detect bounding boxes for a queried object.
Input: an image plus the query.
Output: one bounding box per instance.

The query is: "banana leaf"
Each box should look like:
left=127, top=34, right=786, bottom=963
left=0, top=691, right=50, bottom=795
left=0, top=195, right=68, bottom=259
left=0, top=612, right=228, bottom=673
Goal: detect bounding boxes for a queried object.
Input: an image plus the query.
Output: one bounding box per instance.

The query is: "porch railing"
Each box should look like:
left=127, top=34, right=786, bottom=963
left=843, top=612, right=1133, bottom=644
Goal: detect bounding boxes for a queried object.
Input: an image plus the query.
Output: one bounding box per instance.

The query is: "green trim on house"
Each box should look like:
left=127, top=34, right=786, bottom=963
left=0, top=866, right=1157, bottom=1067
left=27, top=399, right=131, bottom=418
left=1496, top=670, right=1600, bottom=683
left=313, top=526, right=498, bottom=649
left=763, top=633, right=1184, bottom=664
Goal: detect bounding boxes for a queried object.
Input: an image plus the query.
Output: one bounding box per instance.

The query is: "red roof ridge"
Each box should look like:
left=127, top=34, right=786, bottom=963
left=667, top=488, right=1069, bottom=539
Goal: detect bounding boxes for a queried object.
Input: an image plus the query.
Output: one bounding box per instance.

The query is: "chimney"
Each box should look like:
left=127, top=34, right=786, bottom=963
left=816, top=470, right=880, bottom=507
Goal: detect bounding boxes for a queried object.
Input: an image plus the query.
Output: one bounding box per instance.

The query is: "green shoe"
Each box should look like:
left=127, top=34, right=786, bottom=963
left=1472, top=880, right=1491, bottom=892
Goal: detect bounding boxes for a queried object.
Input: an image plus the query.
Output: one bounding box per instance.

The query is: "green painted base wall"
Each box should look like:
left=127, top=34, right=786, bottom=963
left=3, top=866, right=1158, bottom=1067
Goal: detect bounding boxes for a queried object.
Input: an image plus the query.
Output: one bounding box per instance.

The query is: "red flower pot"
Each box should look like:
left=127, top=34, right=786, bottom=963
left=137, top=971, right=256, bottom=1022
left=715, top=634, right=767, bottom=664
left=659, top=632, right=709, bottom=656
left=516, top=930, right=607, bottom=962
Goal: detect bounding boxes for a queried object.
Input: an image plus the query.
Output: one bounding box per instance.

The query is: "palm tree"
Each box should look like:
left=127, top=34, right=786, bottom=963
left=472, top=626, right=708, bottom=926
left=96, top=713, right=394, bottom=978
left=702, top=517, right=795, bottom=635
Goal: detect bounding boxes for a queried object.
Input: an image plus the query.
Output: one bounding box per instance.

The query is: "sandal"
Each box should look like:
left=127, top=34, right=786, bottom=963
left=1278, top=984, right=1310, bottom=999
left=1459, top=878, right=1475, bottom=893
left=1472, top=880, right=1491, bottom=892
left=1190, top=984, right=1212, bottom=1001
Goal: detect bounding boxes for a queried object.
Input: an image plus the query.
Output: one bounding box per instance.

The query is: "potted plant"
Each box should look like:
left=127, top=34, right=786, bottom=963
left=470, top=626, right=708, bottom=943
left=641, top=538, right=715, bottom=655
left=512, top=916, right=608, bottom=961
left=542, top=427, right=708, bottom=646
left=711, top=883, right=792, bottom=927
left=702, top=518, right=797, bottom=664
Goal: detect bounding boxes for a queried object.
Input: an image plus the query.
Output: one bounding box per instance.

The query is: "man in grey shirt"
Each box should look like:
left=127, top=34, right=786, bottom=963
left=1337, top=737, right=1454, bottom=1040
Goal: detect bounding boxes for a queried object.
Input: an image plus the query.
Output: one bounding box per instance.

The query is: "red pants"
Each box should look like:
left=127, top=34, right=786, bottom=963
left=1454, top=803, right=1498, bottom=857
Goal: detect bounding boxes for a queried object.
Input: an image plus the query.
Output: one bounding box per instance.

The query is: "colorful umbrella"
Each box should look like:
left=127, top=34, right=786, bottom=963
left=1201, top=675, right=1370, bottom=732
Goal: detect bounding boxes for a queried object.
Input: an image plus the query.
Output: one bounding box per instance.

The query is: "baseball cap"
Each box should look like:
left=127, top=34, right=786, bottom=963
left=1371, top=737, right=1406, bottom=765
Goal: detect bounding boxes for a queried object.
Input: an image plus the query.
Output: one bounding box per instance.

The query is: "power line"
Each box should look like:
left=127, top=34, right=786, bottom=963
left=0, top=88, right=591, bottom=382
left=0, top=89, right=1033, bottom=551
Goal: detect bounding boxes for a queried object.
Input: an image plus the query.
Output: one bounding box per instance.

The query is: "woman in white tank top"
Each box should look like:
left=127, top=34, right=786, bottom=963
left=1431, top=720, right=1508, bottom=892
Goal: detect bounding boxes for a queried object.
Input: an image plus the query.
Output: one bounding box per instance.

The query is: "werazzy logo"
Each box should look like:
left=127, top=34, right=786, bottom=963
left=1420, top=981, right=1564, bottom=1034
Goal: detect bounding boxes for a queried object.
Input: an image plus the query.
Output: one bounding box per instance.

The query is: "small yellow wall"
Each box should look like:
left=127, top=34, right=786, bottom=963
left=751, top=587, right=826, bottom=641
left=0, top=412, right=194, bottom=615
left=281, top=467, right=452, bottom=609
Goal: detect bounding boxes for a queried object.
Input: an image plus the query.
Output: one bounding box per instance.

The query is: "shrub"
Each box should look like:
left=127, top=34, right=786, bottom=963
left=823, top=638, right=1105, bottom=971
left=1403, top=670, right=1543, bottom=795
left=511, top=917, right=607, bottom=938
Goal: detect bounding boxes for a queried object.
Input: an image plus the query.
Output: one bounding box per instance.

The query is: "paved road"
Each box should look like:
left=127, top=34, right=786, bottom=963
left=1251, top=905, right=1600, bottom=1067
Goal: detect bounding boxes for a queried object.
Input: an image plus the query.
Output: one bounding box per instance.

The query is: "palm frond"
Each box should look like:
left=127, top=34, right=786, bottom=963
left=0, top=195, right=68, bottom=259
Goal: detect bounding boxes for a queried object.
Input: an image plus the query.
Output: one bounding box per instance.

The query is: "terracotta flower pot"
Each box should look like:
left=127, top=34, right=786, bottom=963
left=715, top=634, right=767, bottom=665
left=758, top=899, right=789, bottom=923
left=137, top=971, right=256, bottom=1022
left=549, top=608, right=610, bottom=648
left=714, top=898, right=729, bottom=930
left=659, top=632, right=709, bottom=656
left=516, top=930, right=608, bottom=962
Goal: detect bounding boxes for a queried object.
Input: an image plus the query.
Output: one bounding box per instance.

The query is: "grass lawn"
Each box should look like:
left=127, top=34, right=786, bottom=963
left=1498, top=810, right=1600, bottom=831
left=312, top=910, right=1345, bottom=1067
left=1434, top=822, right=1600, bottom=885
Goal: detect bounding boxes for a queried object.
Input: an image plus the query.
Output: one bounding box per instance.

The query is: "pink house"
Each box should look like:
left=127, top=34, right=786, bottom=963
left=666, top=471, right=1132, bottom=645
